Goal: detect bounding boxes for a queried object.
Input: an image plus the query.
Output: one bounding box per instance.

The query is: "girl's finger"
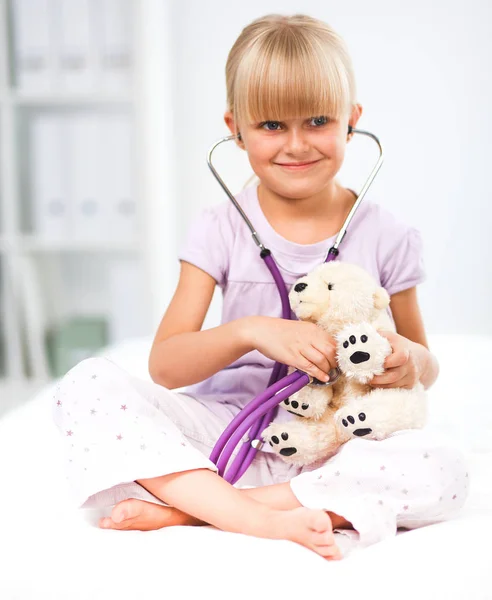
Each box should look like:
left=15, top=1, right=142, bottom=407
left=306, top=345, right=333, bottom=374
left=370, top=366, right=405, bottom=386
left=312, top=342, right=337, bottom=366
left=298, top=349, right=331, bottom=382
left=371, top=374, right=415, bottom=389
left=383, top=348, right=410, bottom=370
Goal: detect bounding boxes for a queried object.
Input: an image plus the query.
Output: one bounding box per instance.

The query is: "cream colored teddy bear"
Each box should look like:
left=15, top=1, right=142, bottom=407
left=262, top=262, right=427, bottom=466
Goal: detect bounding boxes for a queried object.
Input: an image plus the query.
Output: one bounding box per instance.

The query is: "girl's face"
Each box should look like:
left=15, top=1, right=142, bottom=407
left=224, top=104, right=362, bottom=200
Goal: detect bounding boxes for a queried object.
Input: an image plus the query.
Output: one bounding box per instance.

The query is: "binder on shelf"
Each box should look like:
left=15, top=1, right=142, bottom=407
left=30, top=114, right=71, bottom=240
left=100, top=113, right=137, bottom=241
left=53, top=0, right=96, bottom=93
left=68, top=112, right=107, bottom=242
left=11, top=0, right=54, bottom=93
left=97, top=0, right=132, bottom=93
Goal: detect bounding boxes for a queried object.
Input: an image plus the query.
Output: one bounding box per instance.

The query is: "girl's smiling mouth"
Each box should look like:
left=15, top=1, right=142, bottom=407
left=275, top=159, right=322, bottom=170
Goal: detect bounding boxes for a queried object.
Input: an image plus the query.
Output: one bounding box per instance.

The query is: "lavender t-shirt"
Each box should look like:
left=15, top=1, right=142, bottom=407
left=177, top=183, right=425, bottom=428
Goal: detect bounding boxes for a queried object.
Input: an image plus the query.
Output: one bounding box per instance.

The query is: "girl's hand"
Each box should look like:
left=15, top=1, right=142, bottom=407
left=369, top=330, right=422, bottom=390
left=243, top=316, right=337, bottom=382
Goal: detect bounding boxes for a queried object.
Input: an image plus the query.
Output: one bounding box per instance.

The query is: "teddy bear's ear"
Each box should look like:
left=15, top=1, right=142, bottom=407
left=373, top=287, right=390, bottom=310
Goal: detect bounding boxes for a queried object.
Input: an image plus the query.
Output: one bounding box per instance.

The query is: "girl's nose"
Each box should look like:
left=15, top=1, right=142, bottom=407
left=284, top=128, right=310, bottom=154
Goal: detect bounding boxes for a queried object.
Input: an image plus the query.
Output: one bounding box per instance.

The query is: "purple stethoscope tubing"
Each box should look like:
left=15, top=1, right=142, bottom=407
left=207, top=126, right=384, bottom=483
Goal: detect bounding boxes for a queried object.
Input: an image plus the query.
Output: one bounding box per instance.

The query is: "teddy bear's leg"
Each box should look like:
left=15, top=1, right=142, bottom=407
left=279, top=384, right=334, bottom=420
left=336, top=323, right=392, bottom=384
left=262, top=415, right=340, bottom=466
left=335, top=386, right=427, bottom=442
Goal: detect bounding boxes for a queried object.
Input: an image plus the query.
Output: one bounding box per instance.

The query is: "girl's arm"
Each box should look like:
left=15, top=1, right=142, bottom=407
left=370, top=286, right=439, bottom=390
left=148, top=261, right=254, bottom=389
left=149, top=261, right=338, bottom=389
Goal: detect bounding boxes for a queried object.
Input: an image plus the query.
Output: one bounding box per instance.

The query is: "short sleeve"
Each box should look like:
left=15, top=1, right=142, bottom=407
left=379, top=226, right=426, bottom=296
left=177, top=206, right=231, bottom=287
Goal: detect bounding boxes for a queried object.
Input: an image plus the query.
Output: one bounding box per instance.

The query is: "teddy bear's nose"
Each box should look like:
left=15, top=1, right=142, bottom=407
left=350, top=351, right=370, bottom=364
left=294, top=283, right=308, bottom=293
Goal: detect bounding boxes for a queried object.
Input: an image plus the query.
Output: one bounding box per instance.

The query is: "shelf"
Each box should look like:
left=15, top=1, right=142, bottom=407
left=1, top=91, right=134, bottom=107
left=21, top=236, right=142, bottom=253
left=0, top=235, right=142, bottom=253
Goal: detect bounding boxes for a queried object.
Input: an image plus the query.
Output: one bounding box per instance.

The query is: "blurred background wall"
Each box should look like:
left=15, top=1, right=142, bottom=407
left=0, top=0, right=490, bottom=400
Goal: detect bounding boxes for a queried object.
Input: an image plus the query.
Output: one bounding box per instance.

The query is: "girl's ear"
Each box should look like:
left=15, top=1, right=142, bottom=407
left=224, top=111, right=244, bottom=147
left=224, top=111, right=238, bottom=135
left=373, top=287, right=390, bottom=310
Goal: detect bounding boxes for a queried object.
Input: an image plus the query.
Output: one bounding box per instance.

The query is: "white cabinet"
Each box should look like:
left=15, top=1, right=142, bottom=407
left=0, top=0, right=168, bottom=393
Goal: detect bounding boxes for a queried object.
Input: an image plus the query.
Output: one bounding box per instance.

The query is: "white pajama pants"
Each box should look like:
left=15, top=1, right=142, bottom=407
left=53, top=356, right=469, bottom=548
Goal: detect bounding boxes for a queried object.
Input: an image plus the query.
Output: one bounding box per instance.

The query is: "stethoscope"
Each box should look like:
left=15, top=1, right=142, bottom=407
left=207, top=125, right=384, bottom=484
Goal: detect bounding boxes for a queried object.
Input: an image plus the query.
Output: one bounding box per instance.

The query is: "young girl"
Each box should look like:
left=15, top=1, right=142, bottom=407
left=53, top=13, right=468, bottom=560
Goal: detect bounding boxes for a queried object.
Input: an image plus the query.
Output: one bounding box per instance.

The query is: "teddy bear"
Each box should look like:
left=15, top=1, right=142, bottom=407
left=261, top=262, right=427, bottom=466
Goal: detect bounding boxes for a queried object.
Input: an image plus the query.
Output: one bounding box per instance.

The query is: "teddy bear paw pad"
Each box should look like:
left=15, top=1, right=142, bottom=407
left=341, top=412, right=372, bottom=437
left=336, top=323, right=391, bottom=383
left=268, top=432, right=298, bottom=456
left=283, top=398, right=310, bottom=417
left=342, top=334, right=370, bottom=364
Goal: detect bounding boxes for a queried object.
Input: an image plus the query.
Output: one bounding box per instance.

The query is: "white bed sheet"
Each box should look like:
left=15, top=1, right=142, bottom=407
left=0, top=334, right=491, bottom=600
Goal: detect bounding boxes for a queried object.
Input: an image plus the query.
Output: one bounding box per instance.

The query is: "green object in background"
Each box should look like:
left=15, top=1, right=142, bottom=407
left=46, top=316, right=108, bottom=378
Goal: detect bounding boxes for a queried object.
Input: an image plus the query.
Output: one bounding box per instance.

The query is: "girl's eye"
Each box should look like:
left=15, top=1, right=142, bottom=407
left=259, top=116, right=330, bottom=131
left=260, top=121, right=281, bottom=131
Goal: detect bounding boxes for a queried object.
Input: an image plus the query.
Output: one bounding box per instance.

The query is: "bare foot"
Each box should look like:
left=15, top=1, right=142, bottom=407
left=268, top=507, right=342, bottom=560
left=98, top=498, right=204, bottom=531
left=98, top=499, right=342, bottom=559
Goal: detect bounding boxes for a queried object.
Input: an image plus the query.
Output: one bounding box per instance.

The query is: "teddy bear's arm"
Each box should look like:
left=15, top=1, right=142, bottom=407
left=263, top=412, right=340, bottom=466
left=278, top=384, right=334, bottom=420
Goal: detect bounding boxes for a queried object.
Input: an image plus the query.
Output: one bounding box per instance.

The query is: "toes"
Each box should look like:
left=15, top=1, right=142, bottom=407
left=111, top=508, right=128, bottom=524
left=99, top=516, right=125, bottom=530
left=315, top=544, right=343, bottom=560
left=309, top=510, right=333, bottom=534
left=111, top=499, right=140, bottom=523
left=99, top=517, right=111, bottom=529
left=312, top=529, right=335, bottom=546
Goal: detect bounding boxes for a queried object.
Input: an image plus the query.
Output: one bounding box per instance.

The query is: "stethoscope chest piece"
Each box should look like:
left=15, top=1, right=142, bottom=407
left=308, top=366, right=342, bottom=386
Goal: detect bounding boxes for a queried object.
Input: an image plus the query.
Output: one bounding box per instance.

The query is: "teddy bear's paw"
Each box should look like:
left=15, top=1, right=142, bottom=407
left=269, top=431, right=298, bottom=457
left=336, top=408, right=374, bottom=440
left=281, top=397, right=312, bottom=418
left=335, top=388, right=426, bottom=442
left=263, top=421, right=340, bottom=466
left=262, top=423, right=313, bottom=464
left=281, top=386, right=331, bottom=419
left=263, top=425, right=299, bottom=460
left=336, top=323, right=392, bottom=384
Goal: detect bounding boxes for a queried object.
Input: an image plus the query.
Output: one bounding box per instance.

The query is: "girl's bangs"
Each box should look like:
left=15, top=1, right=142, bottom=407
left=235, top=42, right=352, bottom=126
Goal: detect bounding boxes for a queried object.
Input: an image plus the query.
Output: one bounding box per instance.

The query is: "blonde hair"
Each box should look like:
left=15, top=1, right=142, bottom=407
left=226, top=14, right=357, bottom=133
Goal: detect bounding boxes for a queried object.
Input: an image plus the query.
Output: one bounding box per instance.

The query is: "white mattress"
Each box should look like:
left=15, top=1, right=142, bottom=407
left=0, top=334, right=491, bottom=600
